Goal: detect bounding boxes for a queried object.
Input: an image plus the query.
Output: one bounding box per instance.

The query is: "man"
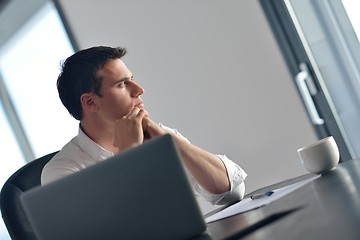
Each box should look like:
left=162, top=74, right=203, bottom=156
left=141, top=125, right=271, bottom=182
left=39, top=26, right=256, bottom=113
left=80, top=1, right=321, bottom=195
left=41, top=46, right=247, bottom=205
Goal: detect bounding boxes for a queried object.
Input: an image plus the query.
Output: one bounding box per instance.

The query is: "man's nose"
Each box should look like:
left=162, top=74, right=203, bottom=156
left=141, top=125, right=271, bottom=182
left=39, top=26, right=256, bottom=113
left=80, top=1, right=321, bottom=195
left=130, top=81, right=144, bottom=97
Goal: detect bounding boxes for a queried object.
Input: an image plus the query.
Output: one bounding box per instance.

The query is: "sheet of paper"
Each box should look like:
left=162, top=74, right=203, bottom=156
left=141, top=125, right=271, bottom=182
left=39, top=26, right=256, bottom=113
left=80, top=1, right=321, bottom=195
left=205, top=175, right=319, bottom=223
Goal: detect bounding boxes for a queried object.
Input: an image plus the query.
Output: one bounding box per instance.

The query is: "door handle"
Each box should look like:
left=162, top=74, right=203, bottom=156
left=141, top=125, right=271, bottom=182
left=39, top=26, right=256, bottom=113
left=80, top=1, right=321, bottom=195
left=295, top=64, right=324, bottom=125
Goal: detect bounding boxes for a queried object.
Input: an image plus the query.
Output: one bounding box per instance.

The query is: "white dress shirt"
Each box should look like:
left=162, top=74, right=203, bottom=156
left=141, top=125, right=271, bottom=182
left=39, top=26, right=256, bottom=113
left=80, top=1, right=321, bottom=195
left=41, top=125, right=247, bottom=205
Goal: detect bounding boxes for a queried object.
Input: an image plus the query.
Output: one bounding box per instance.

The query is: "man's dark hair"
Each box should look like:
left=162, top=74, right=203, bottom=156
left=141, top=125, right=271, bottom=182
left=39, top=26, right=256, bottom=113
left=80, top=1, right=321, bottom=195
left=57, top=46, right=127, bottom=120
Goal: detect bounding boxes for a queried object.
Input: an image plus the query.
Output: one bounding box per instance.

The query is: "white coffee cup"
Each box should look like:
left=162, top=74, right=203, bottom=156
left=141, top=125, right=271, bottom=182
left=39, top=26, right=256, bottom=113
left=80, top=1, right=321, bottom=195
left=297, top=136, right=340, bottom=174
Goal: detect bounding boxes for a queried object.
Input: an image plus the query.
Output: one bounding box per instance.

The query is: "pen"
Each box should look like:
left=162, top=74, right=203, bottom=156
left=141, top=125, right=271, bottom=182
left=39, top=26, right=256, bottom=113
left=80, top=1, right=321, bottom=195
left=250, top=191, right=274, bottom=200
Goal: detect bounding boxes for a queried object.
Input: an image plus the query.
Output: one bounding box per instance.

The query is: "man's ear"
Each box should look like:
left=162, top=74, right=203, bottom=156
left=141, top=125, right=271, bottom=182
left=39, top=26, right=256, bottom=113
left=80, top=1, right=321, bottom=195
left=80, top=93, right=98, bottom=112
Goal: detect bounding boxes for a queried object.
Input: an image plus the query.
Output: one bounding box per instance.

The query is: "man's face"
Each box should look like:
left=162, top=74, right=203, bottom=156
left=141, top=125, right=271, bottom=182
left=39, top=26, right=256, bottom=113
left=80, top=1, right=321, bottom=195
left=94, top=58, right=144, bottom=123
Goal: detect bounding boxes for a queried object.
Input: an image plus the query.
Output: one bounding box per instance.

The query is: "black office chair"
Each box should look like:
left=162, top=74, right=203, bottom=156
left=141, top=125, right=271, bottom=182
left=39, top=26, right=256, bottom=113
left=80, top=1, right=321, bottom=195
left=0, top=151, right=58, bottom=240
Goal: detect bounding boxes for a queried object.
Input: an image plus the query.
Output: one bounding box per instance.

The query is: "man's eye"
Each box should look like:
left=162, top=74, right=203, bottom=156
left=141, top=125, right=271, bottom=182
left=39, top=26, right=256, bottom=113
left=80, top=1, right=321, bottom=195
left=117, top=82, right=125, bottom=87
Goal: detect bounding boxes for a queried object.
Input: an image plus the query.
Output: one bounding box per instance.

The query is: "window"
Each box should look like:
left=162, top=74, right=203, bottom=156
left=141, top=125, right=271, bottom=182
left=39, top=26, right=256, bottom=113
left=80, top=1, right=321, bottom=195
left=0, top=1, right=76, bottom=238
left=260, top=0, right=360, bottom=161
left=0, top=1, right=77, bottom=159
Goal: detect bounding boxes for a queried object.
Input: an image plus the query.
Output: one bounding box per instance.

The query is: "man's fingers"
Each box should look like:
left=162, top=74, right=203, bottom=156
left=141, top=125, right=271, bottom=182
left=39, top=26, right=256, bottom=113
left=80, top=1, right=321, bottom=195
left=142, top=116, right=150, bottom=131
left=126, top=107, right=148, bottom=119
left=126, top=107, right=141, bottom=118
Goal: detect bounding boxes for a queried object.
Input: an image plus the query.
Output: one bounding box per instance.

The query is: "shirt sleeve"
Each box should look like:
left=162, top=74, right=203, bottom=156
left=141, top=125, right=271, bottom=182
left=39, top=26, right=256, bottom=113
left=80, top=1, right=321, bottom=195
left=159, top=123, right=247, bottom=205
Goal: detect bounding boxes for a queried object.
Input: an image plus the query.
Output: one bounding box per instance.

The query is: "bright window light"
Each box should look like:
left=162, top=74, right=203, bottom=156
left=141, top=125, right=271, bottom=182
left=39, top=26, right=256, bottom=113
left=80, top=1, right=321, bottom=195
left=342, top=0, right=360, bottom=41
left=0, top=2, right=77, bottom=158
left=0, top=2, right=76, bottom=239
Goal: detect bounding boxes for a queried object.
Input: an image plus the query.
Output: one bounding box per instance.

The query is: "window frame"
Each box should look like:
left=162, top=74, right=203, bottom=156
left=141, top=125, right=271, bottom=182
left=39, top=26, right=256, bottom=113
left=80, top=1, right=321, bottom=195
left=259, top=0, right=353, bottom=162
left=0, top=0, right=79, bottom=162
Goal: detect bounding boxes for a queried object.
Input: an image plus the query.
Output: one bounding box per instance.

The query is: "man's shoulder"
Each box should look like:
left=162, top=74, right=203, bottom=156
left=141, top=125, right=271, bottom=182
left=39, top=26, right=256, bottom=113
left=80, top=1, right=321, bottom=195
left=45, top=137, right=93, bottom=171
left=41, top=137, right=96, bottom=185
left=49, top=137, right=79, bottom=159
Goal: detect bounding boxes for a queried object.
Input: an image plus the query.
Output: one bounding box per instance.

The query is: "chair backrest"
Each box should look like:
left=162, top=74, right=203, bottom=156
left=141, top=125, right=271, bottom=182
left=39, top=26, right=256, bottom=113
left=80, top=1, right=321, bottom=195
left=0, top=151, right=58, bottom=240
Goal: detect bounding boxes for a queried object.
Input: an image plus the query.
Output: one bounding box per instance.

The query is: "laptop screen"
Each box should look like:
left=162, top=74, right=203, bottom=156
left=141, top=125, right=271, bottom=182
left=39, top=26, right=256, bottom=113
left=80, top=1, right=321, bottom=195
left=20, top=134, right=206, bottom=240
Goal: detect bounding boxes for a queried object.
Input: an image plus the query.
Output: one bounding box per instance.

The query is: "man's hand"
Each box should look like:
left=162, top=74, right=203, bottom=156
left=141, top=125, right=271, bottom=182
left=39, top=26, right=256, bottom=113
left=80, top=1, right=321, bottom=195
left=113, top=107, right=148, bottom=152
left=142, top=116, right=167, bottom=139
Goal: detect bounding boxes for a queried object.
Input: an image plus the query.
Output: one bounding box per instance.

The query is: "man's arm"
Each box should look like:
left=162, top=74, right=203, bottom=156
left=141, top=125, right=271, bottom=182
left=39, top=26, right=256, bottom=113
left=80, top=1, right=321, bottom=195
left=113, top=108, right=244, bottom=196
left=171, top=134, right=230, bottom=194
left=144, top=118, right=232, bottom=194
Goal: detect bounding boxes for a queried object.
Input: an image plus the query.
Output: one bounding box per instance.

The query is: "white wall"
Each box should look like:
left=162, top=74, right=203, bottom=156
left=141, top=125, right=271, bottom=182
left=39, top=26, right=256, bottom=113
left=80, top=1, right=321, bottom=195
left=58, top=0, right=317, bottom=212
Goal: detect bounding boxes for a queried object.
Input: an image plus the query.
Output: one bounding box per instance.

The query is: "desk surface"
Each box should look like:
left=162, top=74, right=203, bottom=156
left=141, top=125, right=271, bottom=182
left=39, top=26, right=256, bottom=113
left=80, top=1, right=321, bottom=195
left=203, top=159, right=360, bottom=240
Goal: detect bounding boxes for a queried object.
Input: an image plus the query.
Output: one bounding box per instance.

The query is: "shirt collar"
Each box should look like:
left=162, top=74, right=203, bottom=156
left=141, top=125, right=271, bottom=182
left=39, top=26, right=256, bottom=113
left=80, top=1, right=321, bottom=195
left=77, top=125, right=114, bottom=161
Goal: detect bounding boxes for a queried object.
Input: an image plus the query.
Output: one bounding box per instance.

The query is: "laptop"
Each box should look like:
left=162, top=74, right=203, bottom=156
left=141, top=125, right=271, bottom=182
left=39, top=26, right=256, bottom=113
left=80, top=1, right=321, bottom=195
left=20, top=134, right=207, bottom=240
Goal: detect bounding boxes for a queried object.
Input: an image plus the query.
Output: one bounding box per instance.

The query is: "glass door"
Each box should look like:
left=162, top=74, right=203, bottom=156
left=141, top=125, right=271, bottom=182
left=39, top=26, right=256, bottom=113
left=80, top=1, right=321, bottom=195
left=260, top=0, right=360, bottom=161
